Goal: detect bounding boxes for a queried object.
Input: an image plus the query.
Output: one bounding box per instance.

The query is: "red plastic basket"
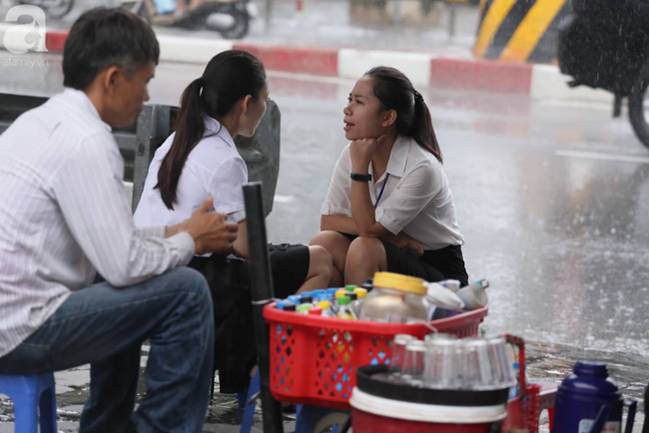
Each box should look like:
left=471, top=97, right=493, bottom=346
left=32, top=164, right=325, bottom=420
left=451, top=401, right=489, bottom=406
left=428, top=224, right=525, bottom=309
left=263, top=305, right=488, bottom=409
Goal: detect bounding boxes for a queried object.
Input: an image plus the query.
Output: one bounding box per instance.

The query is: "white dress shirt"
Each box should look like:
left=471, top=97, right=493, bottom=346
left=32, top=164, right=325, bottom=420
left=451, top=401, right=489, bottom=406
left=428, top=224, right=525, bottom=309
left=134, top=115, right=247, bottom=227
left=0, top=88, right=195, bottom=358
left=321, top=136, right=464, bottom=250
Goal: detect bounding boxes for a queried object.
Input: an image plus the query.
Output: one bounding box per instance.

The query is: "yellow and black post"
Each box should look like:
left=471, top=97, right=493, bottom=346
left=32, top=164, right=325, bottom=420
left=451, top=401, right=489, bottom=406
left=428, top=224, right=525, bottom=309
left=473, top=0, right=570, bottom=63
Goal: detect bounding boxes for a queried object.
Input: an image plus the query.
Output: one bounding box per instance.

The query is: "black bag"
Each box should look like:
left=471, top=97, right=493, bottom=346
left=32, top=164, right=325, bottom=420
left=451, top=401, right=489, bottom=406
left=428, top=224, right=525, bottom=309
left=188, top=255, right=256, bottom=394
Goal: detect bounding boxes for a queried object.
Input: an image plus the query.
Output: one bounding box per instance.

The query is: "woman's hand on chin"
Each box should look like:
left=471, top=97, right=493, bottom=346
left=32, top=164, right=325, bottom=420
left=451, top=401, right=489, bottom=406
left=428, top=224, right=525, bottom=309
left=349, top=135, right=387, bottom=170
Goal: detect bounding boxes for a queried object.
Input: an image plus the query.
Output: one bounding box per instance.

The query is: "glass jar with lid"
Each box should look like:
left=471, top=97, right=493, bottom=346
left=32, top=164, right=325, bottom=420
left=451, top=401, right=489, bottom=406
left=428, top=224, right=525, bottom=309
left=358, top=272, right=428, bottom=323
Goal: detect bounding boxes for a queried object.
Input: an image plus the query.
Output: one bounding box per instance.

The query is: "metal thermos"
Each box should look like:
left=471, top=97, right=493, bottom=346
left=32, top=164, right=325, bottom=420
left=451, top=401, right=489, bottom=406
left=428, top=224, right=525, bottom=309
left=554, top=361, right=637, bottom=433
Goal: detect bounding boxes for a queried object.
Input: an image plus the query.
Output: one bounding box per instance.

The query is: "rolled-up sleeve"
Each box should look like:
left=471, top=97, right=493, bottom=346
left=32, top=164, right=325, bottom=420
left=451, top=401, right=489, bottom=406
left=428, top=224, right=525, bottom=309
left=208, top=157, right=247, bottom=215
left=51, top=132, right=195, bottom=287
left=377, top=163, right=441, bottom=235
left=321, top=146, right=353, bottom=216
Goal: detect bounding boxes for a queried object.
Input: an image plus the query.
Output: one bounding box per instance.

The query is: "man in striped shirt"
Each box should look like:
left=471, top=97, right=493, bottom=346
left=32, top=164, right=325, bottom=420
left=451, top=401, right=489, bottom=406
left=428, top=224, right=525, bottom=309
left=0, top=8, right=238, bottom=433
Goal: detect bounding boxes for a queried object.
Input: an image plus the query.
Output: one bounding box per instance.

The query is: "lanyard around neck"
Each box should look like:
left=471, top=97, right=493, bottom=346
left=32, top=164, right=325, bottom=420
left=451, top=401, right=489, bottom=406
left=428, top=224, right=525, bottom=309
left=373, top=173, right=390, bottom=210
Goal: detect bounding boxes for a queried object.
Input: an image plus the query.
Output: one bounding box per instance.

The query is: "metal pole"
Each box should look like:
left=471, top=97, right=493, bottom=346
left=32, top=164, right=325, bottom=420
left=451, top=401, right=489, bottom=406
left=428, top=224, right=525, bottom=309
left=448, top=2, right=457, bottom=39
left=243, top=182, right=284, bottom=433
left=265, top=0, right=273, bottom=31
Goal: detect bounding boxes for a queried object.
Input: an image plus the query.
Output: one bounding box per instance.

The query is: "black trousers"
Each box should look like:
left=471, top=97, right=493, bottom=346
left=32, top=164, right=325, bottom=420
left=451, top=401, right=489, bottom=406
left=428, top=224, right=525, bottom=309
left=188, top=244, right=310, bottom=393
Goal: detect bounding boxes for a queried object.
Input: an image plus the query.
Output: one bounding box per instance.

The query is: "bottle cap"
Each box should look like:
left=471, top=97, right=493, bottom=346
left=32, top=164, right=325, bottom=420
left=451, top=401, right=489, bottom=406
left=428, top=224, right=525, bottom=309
left=344, top=284, right=356, bottom=292
left=335, top=289, right=347, bottom=299
left=354, top=288, right=368, bottom=298
left=317, top=300, right=332, bottom=310
left=308, top=307, right=322, bottom=315
left=296, top=303, right=313, bottom=313
left=338, top=296, right=351, bottom=305
left=348, top=293, right=358, bottom=301
left=373, top=272, right=426, bottom=295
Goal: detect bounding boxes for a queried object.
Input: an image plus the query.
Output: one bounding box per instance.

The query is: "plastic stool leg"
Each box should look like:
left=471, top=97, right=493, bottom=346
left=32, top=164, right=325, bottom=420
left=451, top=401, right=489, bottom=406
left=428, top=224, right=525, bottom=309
left=239, top=371, right=260, bottom=433
left=13, top=393, right=39, bottom=433
left=39, top=386, right=57, bottom=433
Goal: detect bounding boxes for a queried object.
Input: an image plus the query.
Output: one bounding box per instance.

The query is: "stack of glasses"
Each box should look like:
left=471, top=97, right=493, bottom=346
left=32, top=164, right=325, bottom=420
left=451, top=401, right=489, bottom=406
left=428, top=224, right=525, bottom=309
left=390, top=334, right=516, bottom=390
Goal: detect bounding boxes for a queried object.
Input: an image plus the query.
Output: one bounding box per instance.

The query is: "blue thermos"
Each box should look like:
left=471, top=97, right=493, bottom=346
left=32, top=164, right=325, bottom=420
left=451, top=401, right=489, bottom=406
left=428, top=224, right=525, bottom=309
left=554, top=361, right=637, bottom=433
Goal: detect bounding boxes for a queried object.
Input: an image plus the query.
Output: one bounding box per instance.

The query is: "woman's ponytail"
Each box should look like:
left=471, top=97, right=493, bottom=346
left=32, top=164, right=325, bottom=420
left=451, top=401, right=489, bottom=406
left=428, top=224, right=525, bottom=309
left=156, top=50, right=266, bottom=209
left=411, top=90, right=443, bottom=163
left=366, top=66, right=443, bottom=163
left=156, top=77, right=205, bottom=209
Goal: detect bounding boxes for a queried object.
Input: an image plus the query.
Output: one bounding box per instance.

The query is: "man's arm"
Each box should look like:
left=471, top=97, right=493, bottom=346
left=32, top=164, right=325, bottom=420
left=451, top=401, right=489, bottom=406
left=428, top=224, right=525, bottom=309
left=51, top=134, right=203, bottom=287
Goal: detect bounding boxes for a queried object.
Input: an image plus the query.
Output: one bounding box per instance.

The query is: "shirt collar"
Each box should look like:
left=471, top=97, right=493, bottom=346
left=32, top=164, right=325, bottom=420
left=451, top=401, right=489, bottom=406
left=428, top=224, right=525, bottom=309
left=385, top=135, right=411, bottom=178
left=61, top=88, right=112, bottom=132
left=203, top=114, right=235, bottom=148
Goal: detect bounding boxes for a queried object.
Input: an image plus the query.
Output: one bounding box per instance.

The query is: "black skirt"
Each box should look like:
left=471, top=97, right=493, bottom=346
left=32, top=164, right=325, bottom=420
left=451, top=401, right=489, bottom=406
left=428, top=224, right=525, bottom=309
left=188, top=243, right=309, bottom=393
left=341, top=233, right=468, bottom=286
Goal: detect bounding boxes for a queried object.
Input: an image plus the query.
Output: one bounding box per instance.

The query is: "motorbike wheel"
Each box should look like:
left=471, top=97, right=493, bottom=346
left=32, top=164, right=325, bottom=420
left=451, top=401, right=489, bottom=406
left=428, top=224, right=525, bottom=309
left=43, top=0, right=74, bottom=19
left=218, top=11, right=249, bottom=40
left=628, top=61, right=649, bottom=150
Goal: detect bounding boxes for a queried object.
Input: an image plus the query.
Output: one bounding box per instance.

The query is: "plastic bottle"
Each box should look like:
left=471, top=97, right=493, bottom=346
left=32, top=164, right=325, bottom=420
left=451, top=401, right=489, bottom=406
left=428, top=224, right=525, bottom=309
left=359, top=272, right=428, bottom=323
left=337, top=296, right=357, bottom=320
left=456, top=279, right=489, bottom=310
left=287, top=295, right=301, bottom=305
left=308, top=307, right=322, bottom=316
left=508, top=345, right=520, bottom=400
left=317, top=300, right=335, bottom=317
left=438, top=279, right=461, bottom=292
left=335, top=289, right=348, bottom=301
left=296, top=302, right=314, bottom=314
left=509, top=360, right=520, bottom=400
left=361, top=279, right=373, bottom=291
left=350, top=288, right=368, bottom=318
left=275, top=300, right=296, bottom=312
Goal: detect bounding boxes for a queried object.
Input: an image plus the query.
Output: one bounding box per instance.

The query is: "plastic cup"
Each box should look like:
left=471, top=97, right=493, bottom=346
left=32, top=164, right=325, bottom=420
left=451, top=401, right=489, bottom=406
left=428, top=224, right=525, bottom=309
left=423, top=338, right=461, bottom=389
left=390, top=334, right=415, bottom=372
left=402, top=339, right=426, bottom=385
left=487, top=336, right=515, bottom=386
left=461, top=338, right=494, bottom=389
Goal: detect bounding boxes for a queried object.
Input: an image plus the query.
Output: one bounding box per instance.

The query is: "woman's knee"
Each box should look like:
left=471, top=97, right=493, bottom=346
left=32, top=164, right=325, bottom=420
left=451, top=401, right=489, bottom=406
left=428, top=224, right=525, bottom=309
left=310, top=230, right=346, bottom=248
left=310, top=231, right=351, bottom=266
left=346, top=237, right=385, bottom=266
left=308, top=245, right=334, bottom=278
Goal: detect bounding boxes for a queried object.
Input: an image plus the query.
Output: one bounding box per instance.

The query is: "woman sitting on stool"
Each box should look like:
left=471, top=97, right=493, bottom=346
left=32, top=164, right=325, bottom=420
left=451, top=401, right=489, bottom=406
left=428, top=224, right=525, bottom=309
left=310, top=66, right=468, bottom=287
left=134, top=50, right=333, bottom=392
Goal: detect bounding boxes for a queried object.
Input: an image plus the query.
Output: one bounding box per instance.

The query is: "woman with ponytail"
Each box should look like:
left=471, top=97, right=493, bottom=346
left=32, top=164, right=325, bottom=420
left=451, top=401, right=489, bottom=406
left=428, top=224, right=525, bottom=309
left=310, top=66, right=468, bottom=287
left=134, top=50, right=333, bottom=393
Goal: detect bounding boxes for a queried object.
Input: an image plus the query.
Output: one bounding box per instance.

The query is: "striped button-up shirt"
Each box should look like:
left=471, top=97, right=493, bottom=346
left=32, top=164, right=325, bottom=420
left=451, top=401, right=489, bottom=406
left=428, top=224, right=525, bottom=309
left=0, top=89, right=195, bottom=358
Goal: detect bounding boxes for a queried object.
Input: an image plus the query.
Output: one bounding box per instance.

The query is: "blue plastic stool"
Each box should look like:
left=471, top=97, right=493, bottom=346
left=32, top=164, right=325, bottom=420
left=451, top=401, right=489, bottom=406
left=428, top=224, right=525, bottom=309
left=238, top=370, right=344, bottom=433
left=0, top=373, right=57, bottom=433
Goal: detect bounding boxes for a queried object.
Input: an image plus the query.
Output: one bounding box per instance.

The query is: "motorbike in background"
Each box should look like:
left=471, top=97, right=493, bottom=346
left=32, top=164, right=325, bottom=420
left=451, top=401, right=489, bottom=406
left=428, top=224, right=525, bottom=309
left=122, top=0, right=255, bottom=39
left=9, top=0, right=74, bottom=18
left=558, top=0, right=649, bottom=149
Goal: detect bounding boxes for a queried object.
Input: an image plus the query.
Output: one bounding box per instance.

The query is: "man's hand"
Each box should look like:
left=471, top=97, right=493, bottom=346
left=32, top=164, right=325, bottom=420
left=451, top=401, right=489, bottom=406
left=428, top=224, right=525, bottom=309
left=183, top=197, right=238, bottom=255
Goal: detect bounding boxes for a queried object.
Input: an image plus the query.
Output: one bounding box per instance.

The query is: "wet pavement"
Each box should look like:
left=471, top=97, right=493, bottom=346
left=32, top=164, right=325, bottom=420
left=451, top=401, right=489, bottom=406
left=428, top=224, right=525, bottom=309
left=2, top=38, right=649, bottom=433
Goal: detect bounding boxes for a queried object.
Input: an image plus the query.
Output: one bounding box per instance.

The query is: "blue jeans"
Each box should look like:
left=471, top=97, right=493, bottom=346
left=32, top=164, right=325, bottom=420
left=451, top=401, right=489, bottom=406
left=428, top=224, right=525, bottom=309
left=0, top=267, right=214, bottom=433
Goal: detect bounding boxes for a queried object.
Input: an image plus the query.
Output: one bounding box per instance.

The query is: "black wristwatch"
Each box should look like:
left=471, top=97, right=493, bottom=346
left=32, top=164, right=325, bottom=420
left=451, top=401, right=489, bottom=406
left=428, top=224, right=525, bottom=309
left=350, top=173, right=372, bottom=182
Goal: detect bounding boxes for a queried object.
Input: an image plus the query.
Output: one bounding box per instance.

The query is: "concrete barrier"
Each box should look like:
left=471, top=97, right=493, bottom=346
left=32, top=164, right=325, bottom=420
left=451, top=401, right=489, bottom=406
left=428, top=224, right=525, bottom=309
left=473, top=0, right=570, bottom=63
